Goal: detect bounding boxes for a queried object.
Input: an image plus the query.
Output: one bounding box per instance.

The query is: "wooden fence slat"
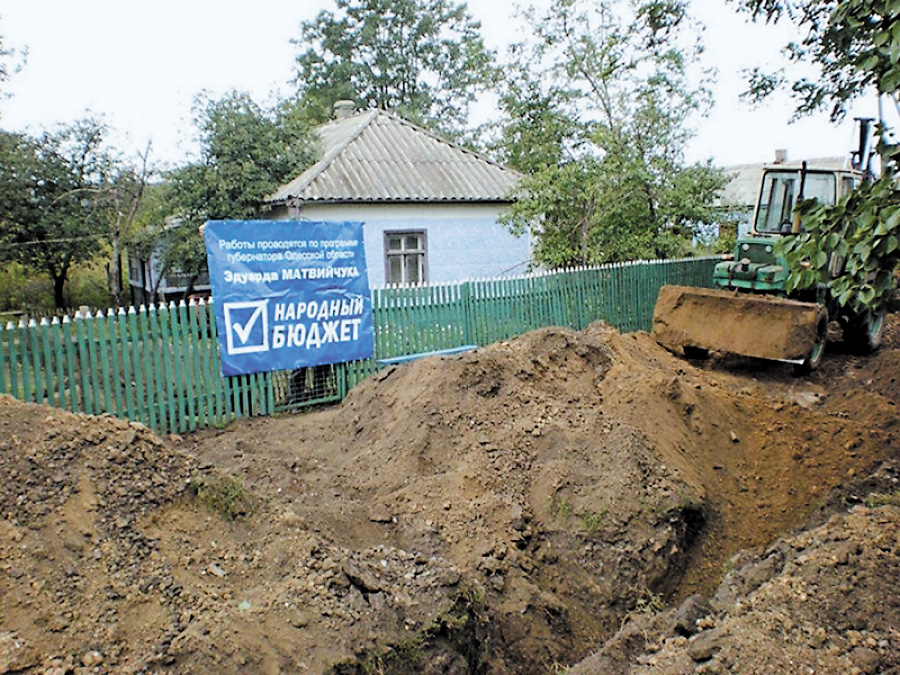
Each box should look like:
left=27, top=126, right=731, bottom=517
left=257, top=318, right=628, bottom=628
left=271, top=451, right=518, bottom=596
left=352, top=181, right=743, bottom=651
left=117, top=309, right=136, bottom=421
left=96, top=311, right=114, bottom=415
left=25, top=320, right=41, bottom=404
left=162, top=302, right=186, bottom=434
left=39, top=319, right=54, bottom=406
left=74, top=316, right=92, bottom=414
left=60, top=317, right=77, bottom=412
left=50, top=318, right=64, bottom=408
left=106, top=311, right=125, bottom=417
left=147, top=306, right=169, bottom=434
left=8, top=322, right=22, bottom=402
left=128, top=308, right=150, bottom=429
left=186, top=300, right=205, bottom=429
left=0, top=325, right=8, bottom=395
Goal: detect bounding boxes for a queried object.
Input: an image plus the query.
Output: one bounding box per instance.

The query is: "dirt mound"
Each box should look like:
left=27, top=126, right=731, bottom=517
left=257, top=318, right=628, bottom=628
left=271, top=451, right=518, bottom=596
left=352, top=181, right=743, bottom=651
left=0, top=400, right=197, bottom=672
left=1, top=316, right=898, bottom=673
left=184, top=320, right=896, bottom=671
left=185, top=325, right=709, bottom=671
left=0, top=399, right=480, bottom=673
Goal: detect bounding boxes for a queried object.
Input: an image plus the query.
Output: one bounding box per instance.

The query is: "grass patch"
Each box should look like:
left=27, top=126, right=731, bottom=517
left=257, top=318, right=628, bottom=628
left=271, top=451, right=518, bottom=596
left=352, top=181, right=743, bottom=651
left=359, top=634, right=426, bottom=675
left=665, top=488, right=704, bottom=516
left=328, top=584, right=487, bottom=674
left=578, top=508, right=607, bottom=535
left=721, top=557, right=735, bottom=576
left=546, top=495, right=574, bottom=520
left=865, top=491, right=900, bottom=508
left=188, top=474, right=253, bottom=521
left=634, top=588, right=666, bottom=616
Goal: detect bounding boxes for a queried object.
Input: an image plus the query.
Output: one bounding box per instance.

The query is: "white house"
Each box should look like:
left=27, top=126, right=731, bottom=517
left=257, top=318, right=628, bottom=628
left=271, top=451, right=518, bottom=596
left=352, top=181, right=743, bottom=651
left=263, top=103, right=531, bottom=287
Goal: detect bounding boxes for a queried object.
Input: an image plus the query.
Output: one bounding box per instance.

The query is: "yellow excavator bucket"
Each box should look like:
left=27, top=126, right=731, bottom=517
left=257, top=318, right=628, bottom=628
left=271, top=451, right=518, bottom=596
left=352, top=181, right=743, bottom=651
left=651, top=285, right=827, bottom=363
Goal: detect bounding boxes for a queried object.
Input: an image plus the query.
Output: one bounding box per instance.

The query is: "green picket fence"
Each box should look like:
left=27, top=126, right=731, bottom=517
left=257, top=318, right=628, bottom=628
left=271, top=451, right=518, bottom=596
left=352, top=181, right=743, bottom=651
left=0, top=301, right=273, bottom=434
left=0, top=256, right=719, bottom=434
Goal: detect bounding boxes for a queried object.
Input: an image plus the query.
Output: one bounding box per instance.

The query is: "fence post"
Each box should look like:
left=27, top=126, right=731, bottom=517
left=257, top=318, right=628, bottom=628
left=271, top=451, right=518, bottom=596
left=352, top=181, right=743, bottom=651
left=0, top=324, right=6, bottom=396
left=460, top=281, right=474, bottom=347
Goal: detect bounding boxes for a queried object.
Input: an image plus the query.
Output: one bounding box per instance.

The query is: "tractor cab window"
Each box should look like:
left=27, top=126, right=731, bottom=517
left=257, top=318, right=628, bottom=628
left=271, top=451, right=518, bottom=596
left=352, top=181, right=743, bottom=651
left=841, top=175, right=859, bottom=199
left=754, top=170, right=837, bottom=234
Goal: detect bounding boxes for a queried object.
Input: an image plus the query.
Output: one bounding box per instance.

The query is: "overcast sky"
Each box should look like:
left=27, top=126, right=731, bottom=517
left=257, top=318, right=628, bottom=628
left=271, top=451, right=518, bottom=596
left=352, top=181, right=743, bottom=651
left=0, top=0, right=887, bottom=169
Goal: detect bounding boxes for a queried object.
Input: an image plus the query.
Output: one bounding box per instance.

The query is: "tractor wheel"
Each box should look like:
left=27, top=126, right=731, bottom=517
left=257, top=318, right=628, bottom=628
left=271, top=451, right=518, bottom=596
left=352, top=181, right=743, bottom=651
left=843, top=309, right=885, bottom=354
left=794, top=315, right=828, bottom=375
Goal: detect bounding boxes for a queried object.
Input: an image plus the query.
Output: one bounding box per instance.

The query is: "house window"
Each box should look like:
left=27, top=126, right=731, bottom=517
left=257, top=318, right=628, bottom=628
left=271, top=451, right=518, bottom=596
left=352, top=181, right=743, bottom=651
left=385, top=231, right=426, bottom=285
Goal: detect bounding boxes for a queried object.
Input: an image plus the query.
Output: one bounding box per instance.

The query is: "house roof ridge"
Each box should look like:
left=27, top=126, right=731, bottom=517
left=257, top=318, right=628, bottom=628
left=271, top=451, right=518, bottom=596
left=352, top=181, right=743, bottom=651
left=266, top=107, right=522, bottom=205
left=720, top=155, right=848, bottom=170
left=265, top=109, right=379, bottom=203
left=375, top=109, right=523, bottom=179
left=317, top=108, right=379, bottom=166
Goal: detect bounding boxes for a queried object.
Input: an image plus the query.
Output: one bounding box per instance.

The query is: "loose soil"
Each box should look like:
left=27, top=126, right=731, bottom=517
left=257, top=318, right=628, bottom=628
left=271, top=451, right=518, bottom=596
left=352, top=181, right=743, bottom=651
left=1, top=316, right=897, bottom=673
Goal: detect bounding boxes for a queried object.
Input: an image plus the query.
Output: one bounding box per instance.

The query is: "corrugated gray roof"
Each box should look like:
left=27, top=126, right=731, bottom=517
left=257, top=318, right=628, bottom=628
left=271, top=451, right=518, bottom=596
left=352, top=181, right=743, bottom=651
left=266, top=109, right=522, bottom=205
left=719, top=164, right=764, bottom=207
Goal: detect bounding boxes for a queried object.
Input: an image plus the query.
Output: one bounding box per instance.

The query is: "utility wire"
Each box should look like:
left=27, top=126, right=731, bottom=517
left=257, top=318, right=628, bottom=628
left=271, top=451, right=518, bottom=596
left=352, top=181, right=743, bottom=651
left=1, top=234, right=104, bottom=249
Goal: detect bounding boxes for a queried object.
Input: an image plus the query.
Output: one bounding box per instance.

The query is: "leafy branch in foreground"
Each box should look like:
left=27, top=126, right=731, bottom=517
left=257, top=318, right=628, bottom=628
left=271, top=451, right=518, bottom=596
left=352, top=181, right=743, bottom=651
left=740, top=0, right=900, bottom=121
left=779, top=170, right=900, bottom=314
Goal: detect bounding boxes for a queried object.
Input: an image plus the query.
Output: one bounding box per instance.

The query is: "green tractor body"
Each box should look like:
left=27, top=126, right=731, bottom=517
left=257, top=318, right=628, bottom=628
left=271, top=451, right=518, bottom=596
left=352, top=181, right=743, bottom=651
left=653, top=162, right=883, bottom=372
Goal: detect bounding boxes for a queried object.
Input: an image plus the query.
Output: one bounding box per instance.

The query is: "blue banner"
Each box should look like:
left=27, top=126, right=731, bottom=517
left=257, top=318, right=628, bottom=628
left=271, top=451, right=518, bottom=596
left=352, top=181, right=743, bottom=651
left=203, top=220, right=374, bottom=376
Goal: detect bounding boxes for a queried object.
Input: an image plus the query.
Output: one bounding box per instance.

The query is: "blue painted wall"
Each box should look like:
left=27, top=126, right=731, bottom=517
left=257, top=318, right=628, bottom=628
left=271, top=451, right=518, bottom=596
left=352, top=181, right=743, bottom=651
left=359, top=216, right=532, bottom=287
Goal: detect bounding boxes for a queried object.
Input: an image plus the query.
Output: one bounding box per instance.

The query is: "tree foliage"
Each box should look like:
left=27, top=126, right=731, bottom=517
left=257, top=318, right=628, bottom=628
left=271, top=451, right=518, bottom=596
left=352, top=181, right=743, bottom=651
left=0, top=119, right=112, bottom=309
left=291, top=0, right=497, bottom=132
left=742, top=0, right=900, bottom=120
left=745, top=0, right=900, bottom=313
left=104, top=147, right=152, bottom=307
left=157, top=92, right=317, bottom=296
left=0, top=25, right=25, bottom=107
left=0, top=31, right=12, bottom=98
left=496, top=0, right=726, bottom=268
left=781, top=167, right=900, bottom=311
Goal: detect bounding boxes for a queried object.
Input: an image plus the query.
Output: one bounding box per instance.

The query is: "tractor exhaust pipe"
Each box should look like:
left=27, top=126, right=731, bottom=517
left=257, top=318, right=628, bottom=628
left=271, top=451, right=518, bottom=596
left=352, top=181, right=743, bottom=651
left=853, top=117, right=874, bottom=179
left=791, top=161, right=808, bottom=234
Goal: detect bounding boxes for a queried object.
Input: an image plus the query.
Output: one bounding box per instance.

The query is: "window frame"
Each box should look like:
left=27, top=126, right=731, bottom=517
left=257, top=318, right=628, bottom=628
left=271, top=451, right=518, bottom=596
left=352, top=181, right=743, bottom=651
left=384, top=230, right=427, bottom=286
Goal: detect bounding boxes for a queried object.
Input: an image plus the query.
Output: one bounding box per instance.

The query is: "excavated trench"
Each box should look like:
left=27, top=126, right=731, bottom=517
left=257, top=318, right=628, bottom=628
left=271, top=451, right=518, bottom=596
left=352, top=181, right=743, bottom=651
left=1, top=317, right=898, bottom=673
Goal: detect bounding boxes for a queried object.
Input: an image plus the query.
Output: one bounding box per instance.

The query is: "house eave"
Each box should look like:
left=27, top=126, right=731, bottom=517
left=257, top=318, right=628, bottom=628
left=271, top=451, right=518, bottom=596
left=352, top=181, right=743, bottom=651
left=267, top=196, right=517, bottom=208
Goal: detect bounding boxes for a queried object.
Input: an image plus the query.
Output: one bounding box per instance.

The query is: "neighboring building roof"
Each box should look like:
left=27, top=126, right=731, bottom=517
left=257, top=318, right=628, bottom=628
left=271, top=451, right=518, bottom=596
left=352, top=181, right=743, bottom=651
left=266, top=109, right=522, bottom=206
left=719, top=156, right=849, bottom=208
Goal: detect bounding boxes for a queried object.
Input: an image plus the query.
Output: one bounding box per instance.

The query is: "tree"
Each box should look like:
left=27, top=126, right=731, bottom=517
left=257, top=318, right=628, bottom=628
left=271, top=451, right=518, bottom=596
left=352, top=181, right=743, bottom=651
left=0, top=31, right=12, bottom=98
left=0, top=117, right=156, bottom=310
left=104, top=146, right=152, bottom=307
left=495, top=0, right=727, bottom=268
left=0, top=120, right=111, bottom=310
left=157, top=92, right=317, bottom=297
left=0, top=24, right=25, bottom=106
left=291, top=0, right=497, bottom=132
left=741, top=0, right=900, bottom=314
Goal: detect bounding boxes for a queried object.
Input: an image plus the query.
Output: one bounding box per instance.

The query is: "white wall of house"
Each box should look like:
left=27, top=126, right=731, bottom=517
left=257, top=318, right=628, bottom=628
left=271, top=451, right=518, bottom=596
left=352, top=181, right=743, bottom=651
left=127, top=249, right=211, bottom=304
left=269, top=202, right=533, bottom=287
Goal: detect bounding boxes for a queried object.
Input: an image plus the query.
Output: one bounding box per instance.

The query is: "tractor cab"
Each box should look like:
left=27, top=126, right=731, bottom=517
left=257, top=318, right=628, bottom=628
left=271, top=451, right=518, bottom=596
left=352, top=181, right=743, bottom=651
left=753, top=168, right=861, bottom=235
left=713, top=165, right=865, bottom=293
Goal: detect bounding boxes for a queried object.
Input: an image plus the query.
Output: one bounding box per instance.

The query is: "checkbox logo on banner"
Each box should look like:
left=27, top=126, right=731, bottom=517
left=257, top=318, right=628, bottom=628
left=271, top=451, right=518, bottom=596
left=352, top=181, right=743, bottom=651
left=223, top=300, right=269, bottom=354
